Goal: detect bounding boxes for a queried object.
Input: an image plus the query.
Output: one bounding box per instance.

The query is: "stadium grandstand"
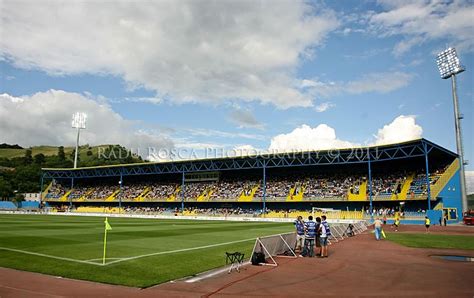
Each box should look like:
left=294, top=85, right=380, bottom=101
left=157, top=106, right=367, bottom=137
left=40, top=139, right=463, bottom=223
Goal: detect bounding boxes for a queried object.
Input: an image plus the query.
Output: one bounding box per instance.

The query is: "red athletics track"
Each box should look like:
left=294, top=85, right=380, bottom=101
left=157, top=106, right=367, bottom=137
left=1, top=225, right=473, bottom=297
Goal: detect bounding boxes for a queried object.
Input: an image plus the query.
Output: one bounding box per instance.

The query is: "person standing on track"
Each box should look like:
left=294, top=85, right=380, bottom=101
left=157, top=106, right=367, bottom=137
left=392, top=216, right=400, bottom=232
left=315, top=217, right=322, bottom=256
left=294, top=216, right=305, bottom=255
left=319, top=215, right=331, bottom=258
left=424, top=216, right=430, bottom=233
left=374, top=217, right=383, bottom=240
left=303, top=215, right=317, bottom=257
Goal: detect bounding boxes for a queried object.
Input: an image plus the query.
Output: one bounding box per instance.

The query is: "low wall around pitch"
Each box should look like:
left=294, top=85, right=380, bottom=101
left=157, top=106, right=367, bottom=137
left=0, top=210, right=364, bottom=224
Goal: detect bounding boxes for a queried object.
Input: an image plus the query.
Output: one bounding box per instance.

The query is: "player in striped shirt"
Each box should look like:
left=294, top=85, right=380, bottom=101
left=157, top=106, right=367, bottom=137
left=304, top=216, right=317, bottom=257
left=294, top=216, right=305, bottom=255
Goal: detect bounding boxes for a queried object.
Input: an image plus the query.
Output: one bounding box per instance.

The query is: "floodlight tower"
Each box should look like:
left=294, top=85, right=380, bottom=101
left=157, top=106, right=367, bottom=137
left=436, top=47, right=468, bottom=213
left=71, top=112, right=87, bottom=169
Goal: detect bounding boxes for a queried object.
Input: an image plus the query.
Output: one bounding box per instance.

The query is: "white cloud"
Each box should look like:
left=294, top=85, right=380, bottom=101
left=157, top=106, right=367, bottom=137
left=268, top=115, right=423, bottom=152
left=229, top=108, right=265, bottom=130
left=466, top=171, right=474, bottom=195
left=0, top=90, right=173, bottom=158
left=0, top=1, right=339, bottom=109
left=269, top=124, right=357, bottom=152
left=186, top=128, right=265, bottom=141
left=369, top=1, right=474, bottom=54
left=315, top=102, right=335, bottom=112
left=373, top=115, right=422, bottom=145
left=303, top=72, right=414, bottom=98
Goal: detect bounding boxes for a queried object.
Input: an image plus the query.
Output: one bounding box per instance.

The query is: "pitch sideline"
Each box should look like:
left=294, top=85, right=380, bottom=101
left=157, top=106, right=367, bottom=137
left=0, top=247, right=103, bottom=266
left=103, top=237, right=257, bottom=266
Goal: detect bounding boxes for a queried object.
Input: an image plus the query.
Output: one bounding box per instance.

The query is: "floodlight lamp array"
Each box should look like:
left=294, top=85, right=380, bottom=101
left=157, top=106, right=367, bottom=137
left=436, top=47, right=464, bottom=79
left=72, top=112, right=87, bottom=129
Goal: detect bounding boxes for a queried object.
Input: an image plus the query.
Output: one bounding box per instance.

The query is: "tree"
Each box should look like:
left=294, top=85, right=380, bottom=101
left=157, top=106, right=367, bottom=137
left=58, top=146, right=66, bottom=161
left=34, top=153, right=46, bottom=164
left=70, top=149, right=80, bottom=166
left=24, top=149, right=33, bottom=165
left=0, top=176, right=13, bottom=199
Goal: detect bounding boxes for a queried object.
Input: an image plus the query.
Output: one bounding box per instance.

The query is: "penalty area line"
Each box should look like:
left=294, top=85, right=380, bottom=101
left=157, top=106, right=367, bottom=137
left=0, top=247, right=103, bottom=266
left=104, top=237, right=257, bottom=266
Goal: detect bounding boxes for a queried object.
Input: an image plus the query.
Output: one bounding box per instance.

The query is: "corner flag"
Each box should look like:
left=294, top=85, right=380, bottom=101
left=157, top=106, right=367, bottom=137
left=103, top=217, right=112, bottom=265
left=105, top=217, right=112, bottom=231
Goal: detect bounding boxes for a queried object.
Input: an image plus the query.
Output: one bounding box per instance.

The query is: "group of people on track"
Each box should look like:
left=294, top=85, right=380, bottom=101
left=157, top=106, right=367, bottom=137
left=373, top=215, right=431, bottom=240
left=294, top=215, right=331, bottom=258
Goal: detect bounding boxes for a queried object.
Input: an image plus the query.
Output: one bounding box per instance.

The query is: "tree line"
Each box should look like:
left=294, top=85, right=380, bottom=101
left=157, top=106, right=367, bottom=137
left=0, top=145, right=143, bottom=200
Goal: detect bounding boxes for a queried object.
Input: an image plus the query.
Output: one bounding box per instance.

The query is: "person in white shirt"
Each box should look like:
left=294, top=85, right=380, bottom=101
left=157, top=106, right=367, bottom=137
left=374, top=218, right=382, bottom=240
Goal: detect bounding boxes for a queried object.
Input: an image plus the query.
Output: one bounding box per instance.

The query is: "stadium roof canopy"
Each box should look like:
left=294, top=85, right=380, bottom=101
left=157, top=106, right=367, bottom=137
left=42, top=138, right=456, bottom=179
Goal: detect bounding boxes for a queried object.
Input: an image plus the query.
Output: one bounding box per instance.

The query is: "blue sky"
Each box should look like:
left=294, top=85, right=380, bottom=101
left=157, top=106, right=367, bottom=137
left=0, top=0, right=472, bottom=174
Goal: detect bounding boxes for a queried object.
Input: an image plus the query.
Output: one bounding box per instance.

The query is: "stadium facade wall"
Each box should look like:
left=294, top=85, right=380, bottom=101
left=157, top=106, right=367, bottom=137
left=436, top=169, right=463, bottom=221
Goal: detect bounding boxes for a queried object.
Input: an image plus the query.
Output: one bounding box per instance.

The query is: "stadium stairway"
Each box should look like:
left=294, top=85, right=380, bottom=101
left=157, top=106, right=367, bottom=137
left=347, top=180, right=367, bottom=201
left=287, top=182, right=305, bottom=201
left=106, top=189, right=120, bottom=202
left=395, top=174, right=414, bottom=200
left=41, top=182, right=52, bottom=199
left=430, top=158, right=460, bottom=199
left=78, top=189, right=94, bottom=202
left=59, top=190, right=72, bottom=202
left=238, top=184, right=259, bottom=202
left=197, top=188, right=213, bottom=202
left=167, top=186, right=180, bottom=202
left=134, top=187, right=150, bottom=202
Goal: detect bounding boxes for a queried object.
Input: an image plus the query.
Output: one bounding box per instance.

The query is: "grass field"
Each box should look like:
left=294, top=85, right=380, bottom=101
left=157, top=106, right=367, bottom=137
left=386, top=233, right=474, bottom=250
left=0, top=214, right=293, bottom=287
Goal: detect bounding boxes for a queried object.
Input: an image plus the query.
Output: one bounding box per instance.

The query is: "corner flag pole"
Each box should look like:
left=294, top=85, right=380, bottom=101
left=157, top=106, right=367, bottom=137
left=103, top=217, right=112, bottom=265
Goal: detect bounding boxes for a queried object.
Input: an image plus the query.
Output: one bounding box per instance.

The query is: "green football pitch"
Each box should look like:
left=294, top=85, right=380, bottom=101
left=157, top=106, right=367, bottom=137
left=0, top=214, right=293, bottom=287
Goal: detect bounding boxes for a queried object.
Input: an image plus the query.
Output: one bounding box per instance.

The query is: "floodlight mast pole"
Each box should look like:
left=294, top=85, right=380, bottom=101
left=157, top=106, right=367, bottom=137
left=450, top=74, right=468, bottom=213
left=74, top=126, right=80, bottom=169
left=436, top=47, right=468, bottom=213
left=72, top=112, right=86, bottom=169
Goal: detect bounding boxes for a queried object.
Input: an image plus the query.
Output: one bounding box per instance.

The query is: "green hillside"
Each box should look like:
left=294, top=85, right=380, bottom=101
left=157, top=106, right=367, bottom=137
left=1, top=145, right=97, bottom=160
left=0, top=144, right=144, bottom=199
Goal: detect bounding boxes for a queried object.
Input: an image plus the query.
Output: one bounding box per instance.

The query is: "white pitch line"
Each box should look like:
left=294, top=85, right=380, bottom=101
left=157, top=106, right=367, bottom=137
left=0, top=247, right=103, bottom=266
left=84, top=257, right=124, bottom=262
left=104, top=237, right=256, bottom=266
